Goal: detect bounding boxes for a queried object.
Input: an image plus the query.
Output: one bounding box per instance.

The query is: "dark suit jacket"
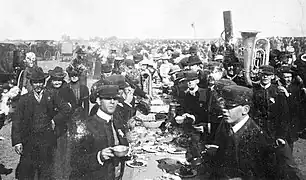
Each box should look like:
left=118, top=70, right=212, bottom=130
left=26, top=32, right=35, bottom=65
left=252, top=84, right=290, bottom=140
left=11, top=90, right=71, bottom=146
left=212, top=118, right=274, bottom=179
left=70, top=114, right=128, bottom=180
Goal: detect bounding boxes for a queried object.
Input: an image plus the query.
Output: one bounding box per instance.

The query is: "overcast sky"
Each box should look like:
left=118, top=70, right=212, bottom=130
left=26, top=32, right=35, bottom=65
left=0, top=0, right=305, bottom=40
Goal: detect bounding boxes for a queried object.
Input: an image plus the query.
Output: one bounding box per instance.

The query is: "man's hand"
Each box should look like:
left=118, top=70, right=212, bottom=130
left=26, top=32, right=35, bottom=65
left=278, top=86, right=290, bottom=97
left=100, top=147, right=114, bottom=161
left=124, top=88, right=135, bottom=104
left=276, top=138, right=286, bottom=146
left=51, top=120, right=55, bottom=130
left=182, top=113, right=196, bottom=123
left=14, top=143, right=23, bottom=155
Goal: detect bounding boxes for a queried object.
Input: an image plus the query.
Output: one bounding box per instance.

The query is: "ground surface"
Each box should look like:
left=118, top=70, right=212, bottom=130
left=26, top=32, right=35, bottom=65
left=0, top=60, right=306, bottom=180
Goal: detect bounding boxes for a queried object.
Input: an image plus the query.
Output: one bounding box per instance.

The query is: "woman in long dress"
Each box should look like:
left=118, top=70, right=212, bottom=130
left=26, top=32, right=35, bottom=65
left=50, top=65, right=89, bottom=179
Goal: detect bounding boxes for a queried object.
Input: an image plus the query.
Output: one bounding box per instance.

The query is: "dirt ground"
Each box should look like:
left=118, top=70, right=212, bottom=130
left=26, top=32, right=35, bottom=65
left=1, top=60, right=306, bottom=180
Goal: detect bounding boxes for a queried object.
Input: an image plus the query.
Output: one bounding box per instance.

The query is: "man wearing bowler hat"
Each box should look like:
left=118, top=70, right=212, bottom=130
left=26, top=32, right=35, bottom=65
left=11, top=66, right=71, bottom=180
left=70, top=83, right=128, bottom=180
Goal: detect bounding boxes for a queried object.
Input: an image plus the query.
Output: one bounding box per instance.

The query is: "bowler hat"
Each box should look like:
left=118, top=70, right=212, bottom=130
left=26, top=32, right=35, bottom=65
left=189, top=46, right=198, bottom=53
left=183, top=70, right=198, bottom=81
left=133, top=54, right=143, bottom=63
left=27, top=67, right=48, bottom=81
left=96, top=85, right=121, bottom=99
left=166, top=46, right=174, bottom=52
left=187, top=56, right=202, bottom=66
left=105, top=75, right=129, bottom=89
left=124, top=59, right=135, bottom=67
left=221, top=85, right=253, bottom=108
left=76, top=48, right=86, bottom=54
left=101, top=63, right=112, bottom=73
left=259, top=65, right=274, bottom=75
left=48, top=66, right=66, bottom=79
left=277, top=66, right=294, bottom=74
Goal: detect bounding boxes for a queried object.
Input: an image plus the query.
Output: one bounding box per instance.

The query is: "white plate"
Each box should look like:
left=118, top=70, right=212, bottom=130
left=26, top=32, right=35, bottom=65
left=174, top=169, right=197, bottom=178
left=205, top=144, right=219, bottom=149
left=126, top=159, right=147, bottom=168
left=167, top=147, right=187, bottom=154
left=142, top=145, right=159, bottom=153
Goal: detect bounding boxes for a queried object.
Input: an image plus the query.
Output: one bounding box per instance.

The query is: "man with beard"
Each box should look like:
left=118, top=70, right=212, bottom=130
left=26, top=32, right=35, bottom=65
left=70, top=84, right=128, bottom=180
left=12, top=66, right=71, bottom=180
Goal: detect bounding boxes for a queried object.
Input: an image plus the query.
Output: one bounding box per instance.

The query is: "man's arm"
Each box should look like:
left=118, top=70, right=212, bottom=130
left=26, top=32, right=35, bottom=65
left=11, top=96, right=25, bottom=146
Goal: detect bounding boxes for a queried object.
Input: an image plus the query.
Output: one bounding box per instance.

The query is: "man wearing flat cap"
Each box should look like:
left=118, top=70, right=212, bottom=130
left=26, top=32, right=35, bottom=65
left=12, top=66, right=71, bottom=180
left=208, top=85, right=274, bottom=179
left=210, top=85, right=305, bottom=179
left=252, top=65, right=290, bottom=148
left=70, top=84, right=128, bottom=180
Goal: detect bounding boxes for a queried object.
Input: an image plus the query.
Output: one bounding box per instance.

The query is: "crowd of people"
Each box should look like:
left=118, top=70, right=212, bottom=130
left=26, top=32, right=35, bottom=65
left=1, top=38, right=306, bottom=179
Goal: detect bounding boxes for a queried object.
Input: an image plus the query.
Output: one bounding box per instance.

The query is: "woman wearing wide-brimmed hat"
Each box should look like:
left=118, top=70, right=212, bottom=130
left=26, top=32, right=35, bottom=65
left=47, top=66, right=77, bottom=180
left=66, top=65, right=89, bottom=118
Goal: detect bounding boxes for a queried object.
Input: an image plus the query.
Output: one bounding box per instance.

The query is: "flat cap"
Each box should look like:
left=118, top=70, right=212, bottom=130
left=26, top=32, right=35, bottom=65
left=101, top=63, right=112, bottom=73
left=259, top=65, right=275, bottom=75
left=187, top=56, right=202, bottom=66
left=105, top=75, right=129, bottom=89
left=277, top=66, right=294, bottom=74
left=221, top=85, right=253, bottom=108
left=96, top=85, right=121, bottom=99
left=183, top=70, right=198, bottom=81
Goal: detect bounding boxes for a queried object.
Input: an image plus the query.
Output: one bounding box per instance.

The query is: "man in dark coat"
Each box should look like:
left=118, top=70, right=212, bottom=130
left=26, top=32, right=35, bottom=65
left=210, top=85, right=274, bottom=179
left=11, top=66, right=71, bottom=180
left=252, top=65, right=305, bottom=179
left=210, top=85, right=305, bottom=179
left=252, top=65, right=290, bottom=149
left=276, top=66, right=306, bottom=151
left=70, top=84, right=129, bottom=180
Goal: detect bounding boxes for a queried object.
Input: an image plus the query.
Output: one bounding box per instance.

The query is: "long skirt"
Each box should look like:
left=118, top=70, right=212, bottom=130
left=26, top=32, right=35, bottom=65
left=53, top=107, right=86, bottom=180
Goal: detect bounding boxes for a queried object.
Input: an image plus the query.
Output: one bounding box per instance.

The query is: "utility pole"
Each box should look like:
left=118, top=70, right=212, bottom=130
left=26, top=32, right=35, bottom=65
left=223, top=11, right=233, bottom=43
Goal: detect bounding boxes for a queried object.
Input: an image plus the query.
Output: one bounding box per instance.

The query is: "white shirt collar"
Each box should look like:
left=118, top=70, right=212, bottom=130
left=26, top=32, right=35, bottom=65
left=188, top=85, right=199, bottom=94
left=232, top=115, right=249, bottom=133
left=96, top=108, right=112, bottom=123
left=260, top=83, right=271, bottom=89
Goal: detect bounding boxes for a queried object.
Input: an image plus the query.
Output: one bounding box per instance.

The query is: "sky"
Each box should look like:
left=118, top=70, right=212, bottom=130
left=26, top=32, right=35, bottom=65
left=0, top=0, right=305, bottom=40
